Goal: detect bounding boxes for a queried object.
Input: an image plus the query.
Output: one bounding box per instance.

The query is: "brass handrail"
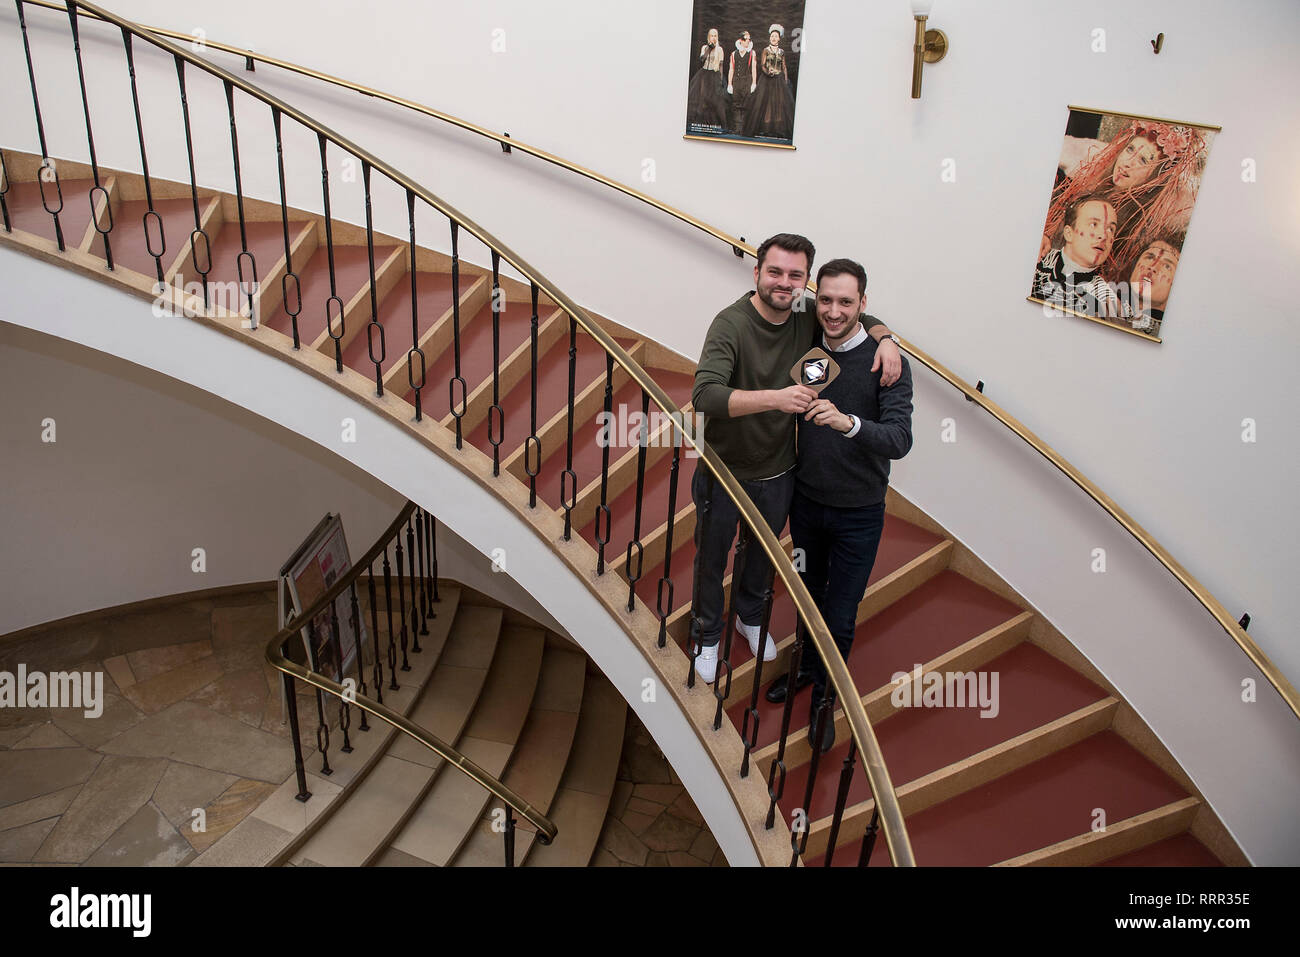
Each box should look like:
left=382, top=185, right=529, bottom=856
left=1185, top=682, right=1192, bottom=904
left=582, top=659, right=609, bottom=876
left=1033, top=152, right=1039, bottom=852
left=22, top=0, right=1288, bottom=723
left=34, top=0, right=916, bottom=863
left=265, top=502, right=556, bottom=844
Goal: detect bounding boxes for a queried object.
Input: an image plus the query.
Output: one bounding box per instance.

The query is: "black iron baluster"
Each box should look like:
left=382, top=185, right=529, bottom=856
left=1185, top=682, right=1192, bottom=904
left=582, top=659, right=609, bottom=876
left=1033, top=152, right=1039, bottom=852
left=520, top=283, right=541, bottom=507
left=382, top=547, right=398, bottom=690
left=487, top=251, right=504, bottom=476
left=367, top=559, right=384, bottom=704
left=594, top=353, right=614, bottom=575
left=448, top=222, right=466, bottom=448
left=356, top=162, right=382, bottom=380
left=120, top=30, right=165, bottom=283
left=414, top=509, right=428, bottom=631
left=395, top=537, right=411, bottom=672
left=503, top=805, right=516, bottom=868
left=560, top=315, right=578, bottom=540
left=823, top=739, right=859, bottom=866
left=766, top=619, right=807, bottom=829
left=624, top=389, right=650, bottom=611
left=68, top=4, right=114, bottom=270
left=792, top=688, right=836, bottom=865
left=270, top=108, right=302, bottom=347
left=330, top=602, right=352, bottom=754
left=223, top=80, right=257, bottom=324
left=405, top=189, right=426, bottom=419
left=405, top=517, right=421, bottom=653
left=686, top=470, right=715, bottom=689
left=313, top=670, right=333, bottom=777
left=428, top=512, right=440, bottom=603
left=174, top=58, right=209, bottom=306
left=349, top=581, right=369, bottom=732
left=0, top=150, right=11, bottom=232
left=121, top=29, right=166, bottom=286
left=16, top=0, right=65, bottom=251
left=740, top=568, right=778, bottom=777
left=712, top=522, right=746, bottom=728
left=281, top=642, right=311, bottom=802
left=655, top=441, right=681, bottom=648
left=857, top=806, right=881, bottom=867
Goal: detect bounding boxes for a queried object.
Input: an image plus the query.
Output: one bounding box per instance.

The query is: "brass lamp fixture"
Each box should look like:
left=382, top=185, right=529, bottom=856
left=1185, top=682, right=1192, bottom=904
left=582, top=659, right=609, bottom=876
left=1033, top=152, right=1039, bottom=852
left=910, top=0, right=948, bottom=98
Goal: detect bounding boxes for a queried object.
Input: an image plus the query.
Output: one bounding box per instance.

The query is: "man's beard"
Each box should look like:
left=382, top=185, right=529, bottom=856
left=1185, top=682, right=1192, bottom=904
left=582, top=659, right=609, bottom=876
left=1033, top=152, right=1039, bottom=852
left=756, top=283, right=795, bottom=312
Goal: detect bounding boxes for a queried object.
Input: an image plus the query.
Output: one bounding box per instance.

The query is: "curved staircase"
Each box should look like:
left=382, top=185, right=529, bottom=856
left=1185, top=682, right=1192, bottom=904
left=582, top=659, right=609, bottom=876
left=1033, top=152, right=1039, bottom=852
left=0, top=147, right=1242, bottom=866
left=270, top=589, right=625, bottom=868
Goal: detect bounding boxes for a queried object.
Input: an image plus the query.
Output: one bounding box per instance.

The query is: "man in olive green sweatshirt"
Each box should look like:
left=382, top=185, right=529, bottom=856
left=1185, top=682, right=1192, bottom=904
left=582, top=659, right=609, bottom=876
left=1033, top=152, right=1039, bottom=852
left=688, top=233, right=902, bottom=683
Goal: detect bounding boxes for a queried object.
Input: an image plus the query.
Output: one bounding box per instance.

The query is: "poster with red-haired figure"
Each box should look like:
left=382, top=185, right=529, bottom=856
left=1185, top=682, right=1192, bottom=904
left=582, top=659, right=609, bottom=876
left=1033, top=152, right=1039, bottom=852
left=1029, top=107, right=1219, bottom=341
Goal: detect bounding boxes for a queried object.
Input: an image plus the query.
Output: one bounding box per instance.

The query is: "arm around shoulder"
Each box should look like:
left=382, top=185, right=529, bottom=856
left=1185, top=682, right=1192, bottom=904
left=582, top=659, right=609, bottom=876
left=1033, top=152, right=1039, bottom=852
left=854, top=357, right=914, bottom=459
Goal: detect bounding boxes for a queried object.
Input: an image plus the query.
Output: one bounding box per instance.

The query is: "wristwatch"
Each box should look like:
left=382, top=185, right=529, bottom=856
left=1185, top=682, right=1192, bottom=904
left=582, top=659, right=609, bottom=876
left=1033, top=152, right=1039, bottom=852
left=879, top=334, right=900, bottom=346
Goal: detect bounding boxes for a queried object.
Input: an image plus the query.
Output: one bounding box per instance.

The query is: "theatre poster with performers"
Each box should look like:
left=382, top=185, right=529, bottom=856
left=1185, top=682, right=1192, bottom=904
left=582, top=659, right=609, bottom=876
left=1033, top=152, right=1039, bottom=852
left=684, top=0, right=806, bottom=148
left=1029, top=106, right=1219, bottom=342
left=284, top=515, right=366, bottom=683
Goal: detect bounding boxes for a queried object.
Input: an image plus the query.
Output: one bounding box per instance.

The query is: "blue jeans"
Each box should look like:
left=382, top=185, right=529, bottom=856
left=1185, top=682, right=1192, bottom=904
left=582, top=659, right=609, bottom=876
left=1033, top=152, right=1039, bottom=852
left=788, top=490, right=886, bottom=707
left=689, top=467, right=796, bottom=648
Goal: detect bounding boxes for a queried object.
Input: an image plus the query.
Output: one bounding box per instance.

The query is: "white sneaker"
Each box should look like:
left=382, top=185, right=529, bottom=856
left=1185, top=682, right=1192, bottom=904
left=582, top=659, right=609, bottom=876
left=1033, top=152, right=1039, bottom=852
left=736, top=618, right=778, bottom=661
left=694, top=642, right=719, bottom=684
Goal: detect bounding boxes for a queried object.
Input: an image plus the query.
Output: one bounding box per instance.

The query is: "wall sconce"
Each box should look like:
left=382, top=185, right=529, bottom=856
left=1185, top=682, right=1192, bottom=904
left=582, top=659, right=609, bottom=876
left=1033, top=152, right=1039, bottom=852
left=911, top=0, right=948, bottom=98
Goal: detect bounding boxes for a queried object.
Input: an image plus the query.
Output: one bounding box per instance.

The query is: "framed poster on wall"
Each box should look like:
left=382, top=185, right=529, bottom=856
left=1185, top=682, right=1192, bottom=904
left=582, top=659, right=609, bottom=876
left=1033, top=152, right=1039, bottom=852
left=280, top=513, right=366, bottom=683
left=1029, top=106, right=1219, bottom=342
left=684, top=0, right=807, bottom=148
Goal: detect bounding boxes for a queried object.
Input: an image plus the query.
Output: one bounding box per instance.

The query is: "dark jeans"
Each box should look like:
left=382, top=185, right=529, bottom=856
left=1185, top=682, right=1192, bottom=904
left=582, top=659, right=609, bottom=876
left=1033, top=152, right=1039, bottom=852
left=788, top=490, right=886, bottom=707
left=689, top=467, right=795, bottom=648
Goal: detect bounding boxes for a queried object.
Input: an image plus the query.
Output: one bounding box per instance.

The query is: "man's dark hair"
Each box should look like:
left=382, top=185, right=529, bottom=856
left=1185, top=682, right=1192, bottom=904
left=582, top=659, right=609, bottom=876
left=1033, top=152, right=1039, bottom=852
left=1063, top=193, right=1115, bottom=231
left=1144, top=233, right=1185, bottom=254
left=755, top=233, right=815, bottom=274
left=816, top=258, right=867, bottom=297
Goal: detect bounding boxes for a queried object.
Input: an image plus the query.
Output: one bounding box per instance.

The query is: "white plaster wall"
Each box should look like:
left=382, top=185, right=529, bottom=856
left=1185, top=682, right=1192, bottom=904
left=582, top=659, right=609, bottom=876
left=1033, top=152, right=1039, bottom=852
left=0, top=320, right=565, bottom=637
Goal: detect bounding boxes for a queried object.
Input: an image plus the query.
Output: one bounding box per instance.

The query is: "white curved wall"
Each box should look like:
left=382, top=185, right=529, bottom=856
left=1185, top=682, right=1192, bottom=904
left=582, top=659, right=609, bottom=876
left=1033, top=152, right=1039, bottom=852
left=0, top=321, right=565, bottom=638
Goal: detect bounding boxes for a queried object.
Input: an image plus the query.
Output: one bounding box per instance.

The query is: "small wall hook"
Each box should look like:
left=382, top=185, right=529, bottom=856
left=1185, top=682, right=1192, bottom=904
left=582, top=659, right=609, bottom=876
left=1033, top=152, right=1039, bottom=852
left=1151, top=33, right=1164, bottom=54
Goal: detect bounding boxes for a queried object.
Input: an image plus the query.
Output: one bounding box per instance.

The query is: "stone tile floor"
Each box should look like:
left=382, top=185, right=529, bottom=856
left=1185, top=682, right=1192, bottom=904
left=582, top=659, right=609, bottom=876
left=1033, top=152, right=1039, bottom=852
left=1, top=586, right=727, bottom=867
left=0, top=588, right=304, bottom=866
left=594, top=712, right=727, bottom=867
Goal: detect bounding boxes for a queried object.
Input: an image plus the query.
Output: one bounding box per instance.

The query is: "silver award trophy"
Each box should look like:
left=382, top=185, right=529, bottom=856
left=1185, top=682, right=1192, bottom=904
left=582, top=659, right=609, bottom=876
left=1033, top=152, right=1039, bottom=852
left=790, top=346, right=840, bottom=393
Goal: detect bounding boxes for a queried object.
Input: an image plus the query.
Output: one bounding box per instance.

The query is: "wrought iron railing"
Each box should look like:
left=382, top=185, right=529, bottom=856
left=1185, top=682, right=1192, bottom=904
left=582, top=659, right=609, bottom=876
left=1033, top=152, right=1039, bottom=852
left=265, top=502, right=554, bottom=864
left=4, top=0, right=915, bottom=865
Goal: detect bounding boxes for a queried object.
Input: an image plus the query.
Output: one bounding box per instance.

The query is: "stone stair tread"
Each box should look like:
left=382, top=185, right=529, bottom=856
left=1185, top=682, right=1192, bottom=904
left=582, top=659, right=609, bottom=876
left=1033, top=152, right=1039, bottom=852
left=384, top=604, right=499, bottom=768
left=289, top=754, right=434, bottom=866
left=525, top=676, right=627, bottom=866
left=448, top=648, right=587, bottom=865
left=385, top=626, right=545, bottom=865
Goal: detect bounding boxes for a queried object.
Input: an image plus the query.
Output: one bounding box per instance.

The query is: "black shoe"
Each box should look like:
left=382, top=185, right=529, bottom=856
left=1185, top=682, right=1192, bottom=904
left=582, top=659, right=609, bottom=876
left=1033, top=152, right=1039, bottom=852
left=765, top=668, right=815, bottom=704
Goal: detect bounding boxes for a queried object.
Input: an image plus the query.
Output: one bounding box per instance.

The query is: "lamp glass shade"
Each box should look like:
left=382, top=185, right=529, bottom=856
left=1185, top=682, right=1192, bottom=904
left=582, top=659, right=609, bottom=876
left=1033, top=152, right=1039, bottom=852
left=911, top=0, right=934, bottom=16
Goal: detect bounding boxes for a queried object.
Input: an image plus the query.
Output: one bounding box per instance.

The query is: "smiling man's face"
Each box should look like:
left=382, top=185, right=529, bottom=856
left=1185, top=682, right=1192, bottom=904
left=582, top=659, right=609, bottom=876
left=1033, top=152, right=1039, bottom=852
left=754, top=246, right=809, bottom=314
left=816, top=272, right=865, bottom=348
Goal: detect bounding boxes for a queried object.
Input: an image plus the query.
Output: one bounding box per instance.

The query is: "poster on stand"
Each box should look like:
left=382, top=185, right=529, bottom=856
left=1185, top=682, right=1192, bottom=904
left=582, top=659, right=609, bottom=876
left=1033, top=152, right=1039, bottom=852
left=1028, top=106, right=1219, bottom=342
left=683, top=0, right=806, bottom=148
left=281, top=513, right=366, bottom=683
